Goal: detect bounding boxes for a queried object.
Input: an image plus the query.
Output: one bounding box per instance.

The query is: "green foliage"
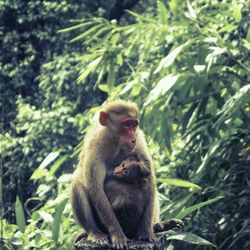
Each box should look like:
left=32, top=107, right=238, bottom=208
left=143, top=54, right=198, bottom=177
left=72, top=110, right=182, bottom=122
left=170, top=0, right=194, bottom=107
left=2, top=0, right=250, bottom=249
left=1, top=0, right=107, bottom=226
left=60, top=0, right=250, bottom=249
left=15, top=196, right=26, bottom=234
left=166, top=231, right=217, bottom=248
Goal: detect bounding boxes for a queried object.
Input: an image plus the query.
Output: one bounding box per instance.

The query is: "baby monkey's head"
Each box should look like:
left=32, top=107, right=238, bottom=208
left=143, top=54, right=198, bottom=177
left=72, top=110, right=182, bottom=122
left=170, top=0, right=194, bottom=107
left=113, top=156, right=150, bottom=183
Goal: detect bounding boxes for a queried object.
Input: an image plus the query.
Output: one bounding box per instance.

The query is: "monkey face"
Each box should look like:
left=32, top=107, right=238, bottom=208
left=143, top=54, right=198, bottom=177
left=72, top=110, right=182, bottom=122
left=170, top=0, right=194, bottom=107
left=118, top=118, right=139, bottom=150
left=113, top=159, right=150, bottom=183
left=99, top=109, right=139, bottom=151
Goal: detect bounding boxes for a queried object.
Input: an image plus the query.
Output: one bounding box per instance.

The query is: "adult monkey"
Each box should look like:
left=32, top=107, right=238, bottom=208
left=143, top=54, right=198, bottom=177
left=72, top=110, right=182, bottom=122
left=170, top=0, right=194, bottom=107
left=70, top=100, right=159, bottom=249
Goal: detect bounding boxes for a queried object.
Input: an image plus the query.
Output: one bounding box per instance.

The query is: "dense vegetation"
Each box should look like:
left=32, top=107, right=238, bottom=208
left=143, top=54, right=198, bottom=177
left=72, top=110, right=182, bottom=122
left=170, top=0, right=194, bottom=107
left=1, top=0, right=249, bottom=249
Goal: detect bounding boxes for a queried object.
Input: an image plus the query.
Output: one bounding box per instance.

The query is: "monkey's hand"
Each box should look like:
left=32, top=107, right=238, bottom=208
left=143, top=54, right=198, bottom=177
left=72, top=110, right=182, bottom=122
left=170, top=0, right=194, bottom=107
left=110, top=230, right=128, bottom=250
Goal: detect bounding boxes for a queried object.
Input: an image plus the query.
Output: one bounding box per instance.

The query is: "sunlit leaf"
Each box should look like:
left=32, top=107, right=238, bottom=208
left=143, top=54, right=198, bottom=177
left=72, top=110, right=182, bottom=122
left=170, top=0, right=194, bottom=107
left=247, top=27, right=250, bottom=42
left=167, top=232, right=217, bottom=247
left=131, top=84, right=142, bottom=97
left=196, top=141, right=221, bottom=174
left=58, top=22, right=92, bottom=33
left=30, top=167, right=48, bottom=181
left=98, top=84, right=109, bottom=92
left=117, top=54, right=123, bottom=66
left=107, top=59, right=115, bottom=91
left=69, top=24, right=104, bottom=43
left=193, top=65, right=206, bottom=73
left=157, top=178, right=202, bottom=192
left=154, top=41, right=191, bottom=74
left=15, top=196, right=26, bottom=233
left=218, top=24, right=237, bottom=33
left=175, top=196, right=224, bottom=219
left=118, top=81, right=136, bottom=95
left=232, top=1, right=242, bottom=22
left=49, top=155, right=68, bottom=176
left=127, top=10, right=158, bottom=24
left=38, top=210, right=53, bottom=223
left=169, top=0, right=178, bottom=14
left=157, top=1, right=168, bottom=24
left=145, top=74, right=180, bottom=105
left=77, top=56, right=103, bottom=83
left=215, top=84, right=250, bottom=127
left=52, top=197, right=68, bottom=243
left=186, top=0, right=197, bottom=20
left=38, top=152, right=60, bottom=169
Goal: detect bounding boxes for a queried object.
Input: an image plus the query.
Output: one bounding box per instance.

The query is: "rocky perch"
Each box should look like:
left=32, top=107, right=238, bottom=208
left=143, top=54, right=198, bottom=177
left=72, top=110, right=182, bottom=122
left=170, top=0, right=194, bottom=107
left=74, top=233, right=168, bottom=250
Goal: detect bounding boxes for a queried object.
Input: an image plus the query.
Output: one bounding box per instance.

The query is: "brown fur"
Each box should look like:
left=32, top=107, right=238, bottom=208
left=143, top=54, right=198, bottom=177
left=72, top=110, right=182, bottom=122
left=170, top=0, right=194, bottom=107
left=109, top=157, right=183, bottom=237
left=70, top=100, right=159, bottom=249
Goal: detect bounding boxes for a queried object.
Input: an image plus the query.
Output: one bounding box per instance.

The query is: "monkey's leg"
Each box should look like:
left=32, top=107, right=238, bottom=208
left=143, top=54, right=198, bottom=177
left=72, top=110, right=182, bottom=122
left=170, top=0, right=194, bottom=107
left=135, top=204, right=159, bottom=245
left=71, top=181, right=109, bottom=245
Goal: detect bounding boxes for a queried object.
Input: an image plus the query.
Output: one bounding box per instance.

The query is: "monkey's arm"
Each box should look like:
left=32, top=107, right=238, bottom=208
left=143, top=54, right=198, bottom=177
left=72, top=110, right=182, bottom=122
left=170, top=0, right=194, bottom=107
left=85, top=159, right=127, bottom=248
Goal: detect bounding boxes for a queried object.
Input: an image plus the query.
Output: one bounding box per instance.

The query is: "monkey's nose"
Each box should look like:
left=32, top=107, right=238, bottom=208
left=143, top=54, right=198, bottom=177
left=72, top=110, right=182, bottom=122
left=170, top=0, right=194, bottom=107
left=131, top=139, right=136, bottom=144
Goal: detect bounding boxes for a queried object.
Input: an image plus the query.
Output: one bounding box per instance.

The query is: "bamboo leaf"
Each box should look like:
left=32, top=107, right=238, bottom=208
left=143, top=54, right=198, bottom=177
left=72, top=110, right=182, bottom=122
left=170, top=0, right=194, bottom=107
left=186, top=0, right=197, bottom=20
left=218, top=24, right=237, bottom=33
left=247, top=27, right=250, bottom=42
left=167, top=232, right=217, bottom=247
left=175, top=196, right=224, bottom=219
left=196, top=141, right=221, bottom=174
left=215, top=84, right=250, bottom=127
left=98, top=84, right=109, bottom=92
left=77, top=56, right=103, bottom=83
left=154, top=42, right=190, bottom=74
left=107, top=58, right=115, bottom=91
left=157, top=1, right=168, bottom=24
left=157, top=178, right=202, bottom=192
left=31, top=152, right=60, bottom=180
left=87, top=26, right=111, bottom=44
left=145, top=74, right=180, bottom=105
left=49, top=155, right=68, bottom=176
left=182, top=102, right=199, bottom=133
left=69, top=24, right=104, bottom=43
left=169, top=0, right=178, bottom=14
left=58, top=22, right=92, bottom=33
left=52, top=197, right=68, bottom=243
left=15, top=196, right=26, bottom=233
left=127, top=10, right=158, bottom=24
left=232, top=1, right=242, bottom=22
left=38, top=152, right=60, bottom=169
left=38, top=210, right=53, bottom=223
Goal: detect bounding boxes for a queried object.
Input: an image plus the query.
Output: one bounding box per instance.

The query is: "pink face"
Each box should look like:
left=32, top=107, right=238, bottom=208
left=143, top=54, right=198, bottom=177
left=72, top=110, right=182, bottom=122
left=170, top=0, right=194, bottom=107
left=118, top=118, right=139, bottom=150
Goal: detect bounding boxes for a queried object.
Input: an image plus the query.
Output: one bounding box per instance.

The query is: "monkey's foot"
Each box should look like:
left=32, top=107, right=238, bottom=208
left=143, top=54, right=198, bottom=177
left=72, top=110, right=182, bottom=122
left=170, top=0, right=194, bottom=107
left=87, top=232, right=109, bottom=245
left=171, top=219, right=184, bottom=228
left=136, top=232, right=160, bottom=247
left=111, top=231, right=128, bottom=250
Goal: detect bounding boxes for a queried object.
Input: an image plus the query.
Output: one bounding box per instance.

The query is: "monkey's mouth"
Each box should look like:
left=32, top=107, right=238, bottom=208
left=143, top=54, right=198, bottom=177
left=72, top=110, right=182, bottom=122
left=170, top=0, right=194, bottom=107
left=121, top=144, right=135, bottom=152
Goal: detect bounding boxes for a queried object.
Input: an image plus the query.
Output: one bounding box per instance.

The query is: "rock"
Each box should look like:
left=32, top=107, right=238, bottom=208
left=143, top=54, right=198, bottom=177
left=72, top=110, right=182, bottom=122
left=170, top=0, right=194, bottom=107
left=74, top=233, right=168, bottom=250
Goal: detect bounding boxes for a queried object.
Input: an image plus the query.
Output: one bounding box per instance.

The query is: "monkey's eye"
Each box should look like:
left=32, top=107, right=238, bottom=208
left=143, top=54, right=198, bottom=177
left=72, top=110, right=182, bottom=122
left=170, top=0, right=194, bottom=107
left=123, top=121, right=131, bottom=129
left=122, top=168, right=128, bottom=174
left=132, top=124, right=137, bottom=131
left=121, top=161, right=126, bottom=167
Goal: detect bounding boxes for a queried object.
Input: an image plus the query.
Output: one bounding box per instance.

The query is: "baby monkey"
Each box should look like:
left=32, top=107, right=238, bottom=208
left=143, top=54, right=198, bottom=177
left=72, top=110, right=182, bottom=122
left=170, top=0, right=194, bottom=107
left=113, top=156, right=150, bottom=187
left=112, top=157, right=184, bottom=234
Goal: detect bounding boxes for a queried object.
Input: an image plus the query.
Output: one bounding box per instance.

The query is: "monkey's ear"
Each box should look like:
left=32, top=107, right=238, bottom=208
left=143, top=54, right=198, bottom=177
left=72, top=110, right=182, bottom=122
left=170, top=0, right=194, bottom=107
left=99, top=111, right=108, bottom=126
